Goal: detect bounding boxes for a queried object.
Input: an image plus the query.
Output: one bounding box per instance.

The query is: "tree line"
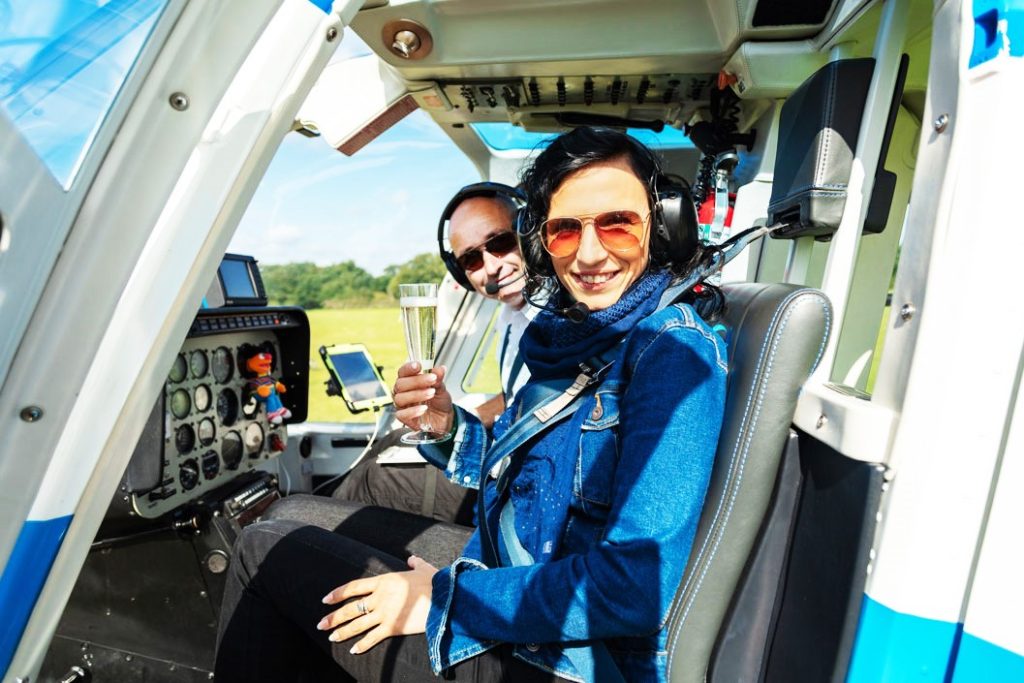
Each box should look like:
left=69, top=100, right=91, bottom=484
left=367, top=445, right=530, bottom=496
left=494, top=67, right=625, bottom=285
left=261, top=254, right=448, bottom=309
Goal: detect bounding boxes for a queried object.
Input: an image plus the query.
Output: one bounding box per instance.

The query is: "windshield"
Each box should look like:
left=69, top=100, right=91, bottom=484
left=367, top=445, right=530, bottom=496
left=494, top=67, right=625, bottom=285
left=0, top=0, right=168, bottom=188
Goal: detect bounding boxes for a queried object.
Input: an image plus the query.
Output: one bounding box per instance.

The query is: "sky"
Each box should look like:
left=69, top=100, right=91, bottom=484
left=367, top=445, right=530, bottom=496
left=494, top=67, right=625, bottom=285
left=228, top=29, right=481, bottom=276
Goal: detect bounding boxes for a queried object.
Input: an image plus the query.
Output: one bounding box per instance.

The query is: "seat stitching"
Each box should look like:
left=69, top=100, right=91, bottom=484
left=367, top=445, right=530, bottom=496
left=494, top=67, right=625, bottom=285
left=666, top=291, right=829, bottom=671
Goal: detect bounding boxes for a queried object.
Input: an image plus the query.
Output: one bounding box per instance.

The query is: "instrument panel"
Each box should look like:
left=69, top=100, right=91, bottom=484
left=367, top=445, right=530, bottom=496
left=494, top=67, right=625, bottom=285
left=128, top=307, right=309, bottom=518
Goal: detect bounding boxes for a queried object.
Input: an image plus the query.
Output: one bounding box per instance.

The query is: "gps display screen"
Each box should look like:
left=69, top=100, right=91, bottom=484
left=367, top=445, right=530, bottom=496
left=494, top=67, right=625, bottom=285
left=220, top=259, right=256, bottom=299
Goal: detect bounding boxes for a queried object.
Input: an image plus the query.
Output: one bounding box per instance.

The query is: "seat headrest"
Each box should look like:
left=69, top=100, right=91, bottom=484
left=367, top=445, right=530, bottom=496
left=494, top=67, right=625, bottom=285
left=767, top=58, right=875, bottom=240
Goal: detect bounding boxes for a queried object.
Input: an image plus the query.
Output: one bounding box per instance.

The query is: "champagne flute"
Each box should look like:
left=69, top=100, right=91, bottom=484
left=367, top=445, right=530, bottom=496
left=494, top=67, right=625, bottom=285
left=399, top=283, right=444, bottom=444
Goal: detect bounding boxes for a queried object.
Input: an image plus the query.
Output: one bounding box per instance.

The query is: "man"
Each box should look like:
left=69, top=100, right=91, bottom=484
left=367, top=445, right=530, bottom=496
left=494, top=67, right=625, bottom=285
left=442, top=184, right=533, bottom=422
left=332, top=183, right=533, bottom=523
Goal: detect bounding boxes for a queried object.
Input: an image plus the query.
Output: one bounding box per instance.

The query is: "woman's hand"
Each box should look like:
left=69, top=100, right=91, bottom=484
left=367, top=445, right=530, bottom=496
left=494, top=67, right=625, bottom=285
left=392, top=362, right=454, bottom=435
left=317, top=555, right=439, bottom=654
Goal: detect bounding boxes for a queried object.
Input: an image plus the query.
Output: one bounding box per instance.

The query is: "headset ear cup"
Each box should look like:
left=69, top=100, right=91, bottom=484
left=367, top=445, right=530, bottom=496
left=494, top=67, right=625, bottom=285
left=442, top=251, right=473, bottom=290
left=653, top=177, right=699, bottom=267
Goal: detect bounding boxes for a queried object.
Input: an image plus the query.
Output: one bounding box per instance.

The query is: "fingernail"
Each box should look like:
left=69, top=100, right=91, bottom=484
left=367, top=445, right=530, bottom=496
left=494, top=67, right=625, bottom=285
left=349, top=646, right=359, bottom=654
left=321, top=593, right=332, bottom=604
left=425, top=388, right=436, bottom=397
left=329, top=631, right=341, bottom=642
left=316, top=618, right=328, bottom=630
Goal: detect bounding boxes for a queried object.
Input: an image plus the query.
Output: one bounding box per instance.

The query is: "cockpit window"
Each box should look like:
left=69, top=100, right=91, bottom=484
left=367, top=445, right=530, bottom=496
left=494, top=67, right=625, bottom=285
left=471, top=122, right=694, bottom=151
left=0, top=0, right=168, bottom=188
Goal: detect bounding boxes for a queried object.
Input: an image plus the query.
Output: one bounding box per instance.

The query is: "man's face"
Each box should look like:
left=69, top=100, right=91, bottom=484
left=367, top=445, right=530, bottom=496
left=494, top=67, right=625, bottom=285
left=448, top=196, right=526, bottom=308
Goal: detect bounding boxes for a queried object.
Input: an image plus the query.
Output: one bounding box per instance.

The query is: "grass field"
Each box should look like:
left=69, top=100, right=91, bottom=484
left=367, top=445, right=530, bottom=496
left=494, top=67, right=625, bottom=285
left=305, top=307, right=501, bottom=423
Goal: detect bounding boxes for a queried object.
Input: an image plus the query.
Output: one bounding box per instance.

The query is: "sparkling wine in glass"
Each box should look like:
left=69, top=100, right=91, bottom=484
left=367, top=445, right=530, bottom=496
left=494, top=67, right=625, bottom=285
left=399, top=283, right=444, bottom=444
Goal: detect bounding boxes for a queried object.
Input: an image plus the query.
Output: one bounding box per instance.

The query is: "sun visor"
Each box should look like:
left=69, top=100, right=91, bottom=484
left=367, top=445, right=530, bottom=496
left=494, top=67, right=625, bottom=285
left=767, top=58, right=875, bottom=240
left=296, top=54, right=421, bottom=156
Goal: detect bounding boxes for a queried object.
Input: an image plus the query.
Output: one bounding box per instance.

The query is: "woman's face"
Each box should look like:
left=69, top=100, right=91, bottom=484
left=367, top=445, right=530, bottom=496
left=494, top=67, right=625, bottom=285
left=546, top=157, right=651, bottom=311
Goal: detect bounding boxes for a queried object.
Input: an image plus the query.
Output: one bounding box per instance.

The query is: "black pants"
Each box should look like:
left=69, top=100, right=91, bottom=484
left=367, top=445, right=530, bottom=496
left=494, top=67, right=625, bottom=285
left=215, top=498, right=565, bottom=682
left=333, top=455, right=477, bottom=527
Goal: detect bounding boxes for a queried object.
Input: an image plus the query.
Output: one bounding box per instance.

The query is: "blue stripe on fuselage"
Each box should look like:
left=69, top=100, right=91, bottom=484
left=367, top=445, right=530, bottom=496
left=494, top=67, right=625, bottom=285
left=0, top=516, right=72, bottom=677
left=847, top=594, right=1024, bottom=681
left=308, top=0, right=332, bottom=13
left=953, top=630, right=1024, bottom=681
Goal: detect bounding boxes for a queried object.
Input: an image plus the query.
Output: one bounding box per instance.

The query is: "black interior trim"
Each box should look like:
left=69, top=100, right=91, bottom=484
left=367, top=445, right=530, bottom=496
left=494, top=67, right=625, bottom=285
left=763, top=431, right=887, bottom=682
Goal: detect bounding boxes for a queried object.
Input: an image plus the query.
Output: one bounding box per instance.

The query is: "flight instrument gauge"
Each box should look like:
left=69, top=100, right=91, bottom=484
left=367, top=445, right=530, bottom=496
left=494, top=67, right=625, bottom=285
left=212, top=347, right=234, bottom=384
left=179, top=459, right=199, bottom=491
left=170, top=389, right=191, bottom=419
left=241, top=387, right=259, bottom=420
left=198, top=418, right=216, bottom=446
left=194, top=385, right=211, bottom=412
left=244, top=423, right=264, bottom=456
left=221, top=431, right=242, bottom=470
left=175, top=424, right=195, bottom=454
left=169, top=354, right=187, bottom=383
left=217, top=389, right=239, bottom=426
left=190, top=350, right=209, bottom=379
left=201, top=450, right=220, bottom=480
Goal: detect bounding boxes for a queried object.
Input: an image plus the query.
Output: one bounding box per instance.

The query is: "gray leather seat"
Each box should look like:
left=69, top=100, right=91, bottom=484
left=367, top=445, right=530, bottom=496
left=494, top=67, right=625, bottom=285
left=665, top=282, right=831, bottom=682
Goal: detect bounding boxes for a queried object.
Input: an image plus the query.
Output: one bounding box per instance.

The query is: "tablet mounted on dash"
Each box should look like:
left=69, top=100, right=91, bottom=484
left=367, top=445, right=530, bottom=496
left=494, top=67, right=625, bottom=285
left=320, top=343, right=393, bottom=413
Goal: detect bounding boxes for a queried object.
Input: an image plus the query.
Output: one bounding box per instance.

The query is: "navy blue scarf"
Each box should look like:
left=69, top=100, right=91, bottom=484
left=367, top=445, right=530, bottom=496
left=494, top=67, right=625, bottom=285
left=519, top=270, right=672, bottom=379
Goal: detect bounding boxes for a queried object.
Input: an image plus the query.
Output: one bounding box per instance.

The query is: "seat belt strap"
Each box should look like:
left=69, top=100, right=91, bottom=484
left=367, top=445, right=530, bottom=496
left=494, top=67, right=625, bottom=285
left=421, top=466, right=438, bottom=519
left=505, top=351, right=527, bottom=403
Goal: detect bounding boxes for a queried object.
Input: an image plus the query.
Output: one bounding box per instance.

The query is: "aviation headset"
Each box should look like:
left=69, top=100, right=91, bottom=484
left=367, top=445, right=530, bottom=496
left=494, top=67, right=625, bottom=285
left=437, top=182, right=527, bottom=290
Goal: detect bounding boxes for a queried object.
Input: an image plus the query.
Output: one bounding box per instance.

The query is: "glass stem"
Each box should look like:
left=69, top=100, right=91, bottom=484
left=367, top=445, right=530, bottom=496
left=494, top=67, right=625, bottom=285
left=419, top=410, right=432, bottom=435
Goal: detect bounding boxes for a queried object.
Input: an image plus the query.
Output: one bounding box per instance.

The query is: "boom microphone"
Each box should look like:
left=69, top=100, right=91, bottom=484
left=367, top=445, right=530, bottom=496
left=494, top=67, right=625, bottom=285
left=484, top=272, right=527, bottom=295
left=522, top=277, right=591, bottom=323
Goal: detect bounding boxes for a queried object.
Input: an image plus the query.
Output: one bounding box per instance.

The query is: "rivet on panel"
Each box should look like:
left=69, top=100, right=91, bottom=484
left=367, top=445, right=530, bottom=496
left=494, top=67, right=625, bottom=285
left=169, top=92, right=190, bottom=111
left=20, top=406, right=43, bottom=422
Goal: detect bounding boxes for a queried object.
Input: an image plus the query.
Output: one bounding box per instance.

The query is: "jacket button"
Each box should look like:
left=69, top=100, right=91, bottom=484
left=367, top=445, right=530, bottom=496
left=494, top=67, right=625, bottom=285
left=590, top=395, right=603, bottom=420
left=526, top=643, right=540, bottom=652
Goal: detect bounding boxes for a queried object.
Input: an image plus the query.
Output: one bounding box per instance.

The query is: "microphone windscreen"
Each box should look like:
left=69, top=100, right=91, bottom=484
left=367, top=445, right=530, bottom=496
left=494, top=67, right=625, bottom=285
left=566, top=302, right=590, bottom=324
left=485, top=282, right=499, bottom=295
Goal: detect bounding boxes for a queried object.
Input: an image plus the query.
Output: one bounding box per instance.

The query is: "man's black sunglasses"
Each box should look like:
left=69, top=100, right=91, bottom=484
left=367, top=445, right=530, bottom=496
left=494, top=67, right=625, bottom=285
left=454, top=232, right=519, bottom=272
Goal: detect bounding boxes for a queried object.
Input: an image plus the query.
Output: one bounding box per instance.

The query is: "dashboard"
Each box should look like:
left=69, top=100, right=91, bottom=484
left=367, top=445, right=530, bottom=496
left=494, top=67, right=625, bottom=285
left=126, top=307, right=309, bottom=519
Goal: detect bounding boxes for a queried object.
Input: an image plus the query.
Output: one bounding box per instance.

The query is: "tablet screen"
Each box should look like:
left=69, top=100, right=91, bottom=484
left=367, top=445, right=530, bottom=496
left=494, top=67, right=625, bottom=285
left=329, top=350, right=390, bottom=403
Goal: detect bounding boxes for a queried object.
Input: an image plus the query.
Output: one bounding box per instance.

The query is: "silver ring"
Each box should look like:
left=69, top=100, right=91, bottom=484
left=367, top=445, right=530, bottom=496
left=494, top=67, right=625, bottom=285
left=356, top=599, right=368, bottom=616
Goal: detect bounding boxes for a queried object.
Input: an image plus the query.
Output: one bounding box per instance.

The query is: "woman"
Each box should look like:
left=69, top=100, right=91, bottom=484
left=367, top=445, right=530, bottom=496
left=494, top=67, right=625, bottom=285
left=215, top=127, right=727, bottom=682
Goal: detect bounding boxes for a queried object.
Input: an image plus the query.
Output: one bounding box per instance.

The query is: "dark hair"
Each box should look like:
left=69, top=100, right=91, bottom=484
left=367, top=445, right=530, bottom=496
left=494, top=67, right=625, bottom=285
left=518, top=127, right=722, bottom=317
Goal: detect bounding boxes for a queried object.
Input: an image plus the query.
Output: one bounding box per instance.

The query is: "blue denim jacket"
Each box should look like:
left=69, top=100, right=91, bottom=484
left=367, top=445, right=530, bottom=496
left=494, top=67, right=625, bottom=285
left=419, top=303, right=727, bottom=682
